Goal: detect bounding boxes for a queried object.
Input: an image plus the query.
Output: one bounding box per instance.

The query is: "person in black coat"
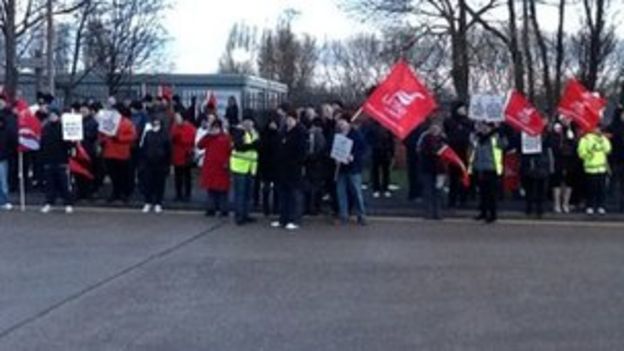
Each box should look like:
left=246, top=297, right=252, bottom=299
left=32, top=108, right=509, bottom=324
left=303, top=117, right=327, bottom=215
left=521, top=137, right=554, bottom=218
left=74, top=103, right=99, bottom=200
left=271, top=109, right=307, bottom=230
left=39, top=110, right=74, bottom=213
left=225, top=96, right=240, bottom=129
left=365, top=119, right=395, bottom=198
left=139, top=117, right=171, bottom=213
left=0, top=99, right=18, bottom=210
left=258, top=112, right=281, bottom=216
left=443, top=101, right=473, bottom=207
left=607, top=107, right=624, bottom=211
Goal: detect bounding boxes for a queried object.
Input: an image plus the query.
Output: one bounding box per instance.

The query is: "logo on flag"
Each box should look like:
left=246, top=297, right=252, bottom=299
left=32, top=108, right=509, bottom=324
left=504, top=91, right=546, bottom=136
left=558, top=79, right=606, bottom=132
left=18, top=109, right=42, bottom=152
left=363, top=60, right=438, bottom=140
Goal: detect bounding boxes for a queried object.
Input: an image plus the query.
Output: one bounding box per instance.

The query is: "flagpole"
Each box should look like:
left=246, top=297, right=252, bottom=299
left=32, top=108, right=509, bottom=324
left=18, top=152, right=26, bottom=212
left=351, top=107, right=364, bottom=122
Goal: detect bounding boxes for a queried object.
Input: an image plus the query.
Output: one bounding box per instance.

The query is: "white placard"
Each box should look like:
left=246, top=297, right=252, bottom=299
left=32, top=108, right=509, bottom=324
left=96, top=110, right=121, bottom=137
left=331, top=134, right=354, bottom=164
left=469, top=94, right=506, bottom=122
left=62, top=113, right=83, bottom=141
left=521, top=132, right=542, bottom=155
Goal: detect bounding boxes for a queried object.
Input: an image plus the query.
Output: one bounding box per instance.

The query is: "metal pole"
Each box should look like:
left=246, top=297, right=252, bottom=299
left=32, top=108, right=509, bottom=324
left=18, top=152, right=26, bottom=211
left=46, top=0, right=55, bottom=95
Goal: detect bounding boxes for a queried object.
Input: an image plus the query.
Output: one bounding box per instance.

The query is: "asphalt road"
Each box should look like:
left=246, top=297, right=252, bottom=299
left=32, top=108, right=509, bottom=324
left=1, top=210, right=623, bottom=351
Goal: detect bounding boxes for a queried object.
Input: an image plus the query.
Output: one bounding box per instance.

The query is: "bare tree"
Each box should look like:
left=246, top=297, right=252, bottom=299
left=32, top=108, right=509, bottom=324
left=218, top=22, right=258, bottom=75
left=84, top=0, right=169, bottom=95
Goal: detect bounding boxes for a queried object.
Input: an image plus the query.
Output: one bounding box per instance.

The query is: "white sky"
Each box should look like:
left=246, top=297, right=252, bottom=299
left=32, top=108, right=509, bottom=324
left=165, top=0, right=368, bottom=73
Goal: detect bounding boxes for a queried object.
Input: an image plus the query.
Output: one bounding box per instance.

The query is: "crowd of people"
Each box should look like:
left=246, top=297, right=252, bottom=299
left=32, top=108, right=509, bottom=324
left=0, top=90, right=623, bottom=229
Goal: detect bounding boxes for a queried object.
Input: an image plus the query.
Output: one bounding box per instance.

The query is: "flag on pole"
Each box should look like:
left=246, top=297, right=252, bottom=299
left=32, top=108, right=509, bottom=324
left=17, top=105, right=42, bottom=152
left=504, top=91, right=546, bottom=136
left=362, top=60, right=438, bottom=140
left=438, top=145, right=470, bottom=187
left=558, top=79, right=607, bottom=132
left=69, top=143, right=94, bottom=180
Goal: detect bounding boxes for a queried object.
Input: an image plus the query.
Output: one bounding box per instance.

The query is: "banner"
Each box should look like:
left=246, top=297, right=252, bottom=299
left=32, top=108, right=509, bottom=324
left=62, top=113, right=84, bottom=141
left=438, top=145, right=470, bottom=187
left=504, top=91, right=546, bottom=136
left=470, top=94, right=506, bottom=122
left=17, top=109, right=42, bottom=152
left=558, top=78, right=607, bottom=131
left=330, top=134, right=354, bottom=164
left=362, top=60, right=438, bottom=140
left=521, top=132, right=542, bottom=155
left=97, top=110, right=121, bottom=137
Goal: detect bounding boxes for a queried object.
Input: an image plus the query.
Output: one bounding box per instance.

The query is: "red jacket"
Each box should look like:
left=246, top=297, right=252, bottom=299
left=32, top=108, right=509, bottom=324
left=198, top=132, right=232, bottom=191
left=171, top=121, right=197, bottom=166
left=101, top=117, right=136, bottom=161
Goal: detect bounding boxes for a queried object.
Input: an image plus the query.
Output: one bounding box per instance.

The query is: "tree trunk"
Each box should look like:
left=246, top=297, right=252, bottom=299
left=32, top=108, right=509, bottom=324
left=508, top=0, right=525, bottom=93
left=554, top=0, right=566, bottom=101
left=522, top=0, right=535, bottom=101
left=585, top=0, right=605, bottom=90
left=4, top=0, right=18, bottom=102
left=451, top=0, right=470, bottom=101
left=529, top=0, right=554, bottom=113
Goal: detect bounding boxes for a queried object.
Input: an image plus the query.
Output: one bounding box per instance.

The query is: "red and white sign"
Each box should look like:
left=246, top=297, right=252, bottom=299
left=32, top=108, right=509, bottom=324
left=504, top=91, right=546, bottom=136
left=557, top=79, right=607, bottom=132
left=16, top=103, right=42, bottom=152
left=362, top=60, right=438, bottom=140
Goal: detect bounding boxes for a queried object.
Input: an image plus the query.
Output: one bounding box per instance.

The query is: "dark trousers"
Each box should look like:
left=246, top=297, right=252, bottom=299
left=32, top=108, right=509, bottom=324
left=477, top=171, right=499, bottom=221
left=525, top=177, right=546, bottom=216
left=44, top=164, right=72, bottom=206
left=448, top=167, right=468, bottom=207
left=143, top=164, right=168, bottom=205
left=174, top=165, right=192, bottom=200
left=304, top=179, right=323, bottom=215
left=278, top=182, right=302, bottom=225
left=233, top=173, right=253, bottom=223
left=422, top=173, right=441, bottom=219
left=207, top=190, right=228, bottom=215
left=75, top=175, right=94, bottom=200
left=587, top=173, right=607, bottom=210
left=406, top=149, right=421, bottom=200
left=261, top=180, right=279, bottom=216
left=371, top=154, right=391, bottom=193
left=106, top=159, right=132, bottom=201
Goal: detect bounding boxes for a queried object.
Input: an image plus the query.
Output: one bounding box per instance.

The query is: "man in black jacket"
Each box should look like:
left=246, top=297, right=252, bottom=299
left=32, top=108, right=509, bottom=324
left=0, top=97, right=18, bottom=210
left=271, top=109, right=307, bottom=230
left=40, top=110, right=73, bottom=214
left=444, top=101, right=473, bottom=207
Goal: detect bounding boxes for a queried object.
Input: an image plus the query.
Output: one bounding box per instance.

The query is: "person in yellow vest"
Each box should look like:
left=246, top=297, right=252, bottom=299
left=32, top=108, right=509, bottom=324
left=578, top=126, right=611, bottom=215
left=230, top=115, right=260, bottom=225
left=469, top=122, right=505, bottom=224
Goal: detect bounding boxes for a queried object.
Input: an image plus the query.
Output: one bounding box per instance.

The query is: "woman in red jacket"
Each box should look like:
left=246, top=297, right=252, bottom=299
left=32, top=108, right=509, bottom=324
left=171, top=113, right=197, bottom=201
left=197, top=120, right=232, bottom=217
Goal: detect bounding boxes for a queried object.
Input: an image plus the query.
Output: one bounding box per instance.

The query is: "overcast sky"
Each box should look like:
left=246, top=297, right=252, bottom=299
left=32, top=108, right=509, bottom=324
left=165, top=0, right=367, bottom=73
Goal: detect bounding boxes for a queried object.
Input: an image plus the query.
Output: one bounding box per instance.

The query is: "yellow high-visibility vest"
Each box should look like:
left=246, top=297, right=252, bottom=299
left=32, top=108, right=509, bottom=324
left=469, top=136, right=504, bottom=176
left=577, top=133, right=611, bottom=174
left=230, top=131, right=259, bottom=175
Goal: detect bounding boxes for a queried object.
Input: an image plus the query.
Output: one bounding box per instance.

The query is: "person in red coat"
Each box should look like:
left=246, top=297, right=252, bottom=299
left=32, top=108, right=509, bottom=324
left=197, top=120, right=232, bottom=217
left=171, top=113, right=197, bottom=201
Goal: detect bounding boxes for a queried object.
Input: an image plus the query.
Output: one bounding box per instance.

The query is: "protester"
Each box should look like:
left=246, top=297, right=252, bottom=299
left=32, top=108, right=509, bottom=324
left=404, top=122, right=428, bottom=202
left=549, top=117, right=578, bottom=213
left=418, top=123, right=446, bottom=220
left=0, top=96, right=18, bottom=210
left=470, top=122, right=505, bottom=224
left=39, top=110, right=73, bottom=214
left=75, top=103, right=99, bottom=200
left=521, top=136, right=554, bottom=218
left=271, top=109, right=307, bottom=230
left=139, top=117, right=171, bottom=214
left=171, top=112, right=197, bottom=202
left=197, top=120, right=231, bottom=217
left=225, top=96, right=240, bottom=129
left=303, top=116, right=328, bottom=215
left=320, top=104, right=339, bottom=215
left=258, top=112, right=281, bottom=217
left=365, top=119, right=395, bottom=199
left=606, top=107, right=624, bottom=211
left=577, top=126, right=611, bottom=215
left=444, top=102, right=473, bottom=207
left=101, top=105, right=137, bottom=203
left=335, top=115, right=367, bottom=225
left=2, top=96, right=19, bottom=193
left=230, top=114, right=260, bottom=225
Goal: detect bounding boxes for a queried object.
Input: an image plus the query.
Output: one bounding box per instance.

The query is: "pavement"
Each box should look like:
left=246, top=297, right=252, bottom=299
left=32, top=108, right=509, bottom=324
left=1, top=209, right=624, bottom=350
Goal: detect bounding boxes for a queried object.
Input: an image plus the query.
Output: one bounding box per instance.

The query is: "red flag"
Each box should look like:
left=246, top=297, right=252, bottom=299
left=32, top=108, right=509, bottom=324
left=18, top=107, right=42, bottom=152
left=438, top=145, right=470, bottom=187
left=504, top=91, right=546, bottom=136
left=69, top=143, right=94, bottom=180
left=157, top=84, right=174, bottom=101
left=206, top=91, right=217, bottom=110
left=557, top=79, right=607, bottom=131
left=362, top=60, right=438, bottom=140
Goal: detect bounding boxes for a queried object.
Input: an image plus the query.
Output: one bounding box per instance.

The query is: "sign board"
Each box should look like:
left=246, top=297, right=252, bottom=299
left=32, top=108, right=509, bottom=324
left=330, top=134, right=354, bottom=164
left=96, top=110, right=121, bottom=137
left=62, top=113, right=83, bottom=141
left=521, top=132, right=542, bottom=155
left=470, top=94, right=505, bottom=122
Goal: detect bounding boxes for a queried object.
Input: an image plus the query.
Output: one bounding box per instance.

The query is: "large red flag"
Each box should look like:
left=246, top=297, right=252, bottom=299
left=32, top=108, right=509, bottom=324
left=504, top=91, right=546, bottom=136
left=17, top=104, right=42, bottom=152
left=362, top=60, right=438, bottom=140
left=438, top=145, right=470, bottom=187
left=69, top=143, right=94, bottom=180
left=557, top=79, right=607, bottom=131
